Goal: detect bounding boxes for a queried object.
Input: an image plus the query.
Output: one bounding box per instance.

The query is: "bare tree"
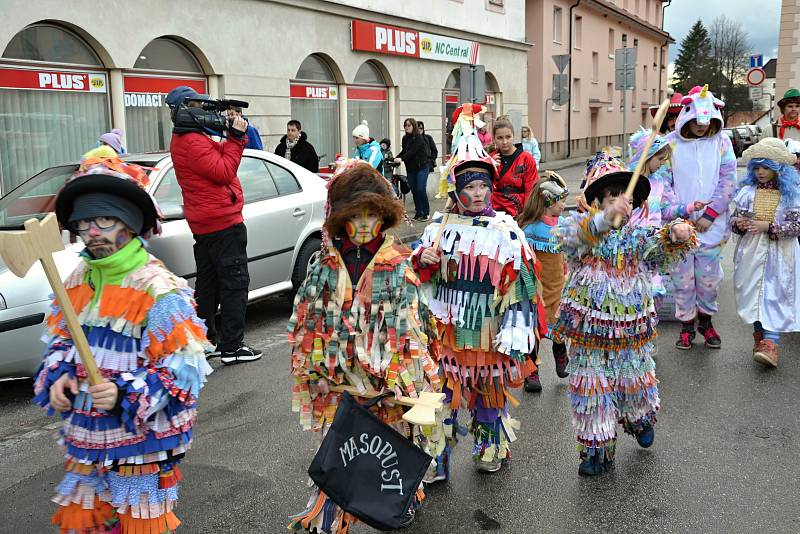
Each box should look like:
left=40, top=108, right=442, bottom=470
left=708, top=15, right=752, bottom=120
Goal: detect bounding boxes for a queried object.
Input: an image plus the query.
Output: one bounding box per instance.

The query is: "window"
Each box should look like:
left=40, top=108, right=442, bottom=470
left=3, top=24, right=101, bottom=65
left=573, top=16, right=583, bottom=49
left=572, top=78, right=581, bottom=110
left=238, top=157, right=278, bottom=203
left=154, top=168, right=183, bottom=212
left=643, top=65, right=648, bottom=90
left=134, top=39, right=202, bottom=72
left=266, top=161, right=301, bottom=195
left=348, top=62, right=389, bottom=153
left=652, top=89, right=656, bottom=102
left=653, top=46, right=658, bottom=65
left=553, top=7, right=563, bottom=43
left=292, top=55, right=339, bottom=168
left=607, top=82, right=613, bottom=102
left=592, top=52, right=599, bottom=82
left=608, top=28, right=615, bottom=56
left=295, top=55, right=336, bottom=82
left=486, top=0, right=504, bottom=11
left=633, top=38, right=639, bottom=48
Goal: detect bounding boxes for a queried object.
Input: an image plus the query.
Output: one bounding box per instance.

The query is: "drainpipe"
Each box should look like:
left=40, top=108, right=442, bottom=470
left=659, top=0, right=672, bottom=95
left=566, top=0, right=581, bottom=158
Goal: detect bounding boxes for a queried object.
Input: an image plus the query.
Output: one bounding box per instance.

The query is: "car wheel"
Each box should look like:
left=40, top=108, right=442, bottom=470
left=290, top=236, right=322, bottom=295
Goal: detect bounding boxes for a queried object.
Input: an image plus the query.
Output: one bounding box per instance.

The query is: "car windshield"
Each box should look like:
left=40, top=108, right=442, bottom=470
left=736, top=127, right=749, bottom=134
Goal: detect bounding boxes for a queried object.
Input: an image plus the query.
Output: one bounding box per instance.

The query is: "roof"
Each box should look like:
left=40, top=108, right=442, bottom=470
left=764, top=58, right=776, bottom=79
left=726, top=110, right=770, bottom=126
left=586, top=0, right=674, bottom=43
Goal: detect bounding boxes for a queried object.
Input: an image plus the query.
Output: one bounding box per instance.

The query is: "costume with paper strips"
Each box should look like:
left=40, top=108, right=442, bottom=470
left=732, top=138, right=800, bottom=367
left=287, top=160, right=441, bottom=533
left=554, top=155, right=696, bottom=476
left=33, top=150, right=212, bottom=534
left=665, top=85, right=736, bottom=349
left=413, top=105, right=546, bottom=474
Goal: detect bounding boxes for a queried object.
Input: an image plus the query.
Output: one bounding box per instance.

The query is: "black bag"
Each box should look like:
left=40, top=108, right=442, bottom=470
left=308, top=392, right=432, bottom=531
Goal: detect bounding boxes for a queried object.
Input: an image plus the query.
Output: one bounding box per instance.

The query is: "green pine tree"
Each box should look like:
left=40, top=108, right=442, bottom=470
left=672, top=20, right=712, bottom=93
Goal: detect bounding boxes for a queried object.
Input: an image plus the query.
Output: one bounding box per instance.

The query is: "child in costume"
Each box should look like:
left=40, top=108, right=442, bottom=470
left=732, top=138, right=800, bottom=368
left=516, top=171, right=571, bottom=393
left=287, top=161, right=441, bottom=533
left=413, top=104, right=546, bottom=474
left=773, top=88, right=800, bottom=142
left=36, top=150, right=213, bottom=533
left=665, top=85, right=736, bottom=350
left=554, top=156, right=696, bottom=476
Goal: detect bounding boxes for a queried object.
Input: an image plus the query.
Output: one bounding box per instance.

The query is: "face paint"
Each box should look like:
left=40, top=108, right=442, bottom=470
left=79, top=220, right=133, bottom=259
left=346, top=209, right=382, bottom=245
left=455, top=180, right=489, bottom=213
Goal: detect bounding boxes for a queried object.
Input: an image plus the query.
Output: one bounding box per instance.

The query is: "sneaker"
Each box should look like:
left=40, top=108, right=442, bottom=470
left=397, top=506, right=417, bottom=529
left=634, top=422, right=655, bottom=448
left=220, top=345, right=262, bottom=365
left=475, top=456, right=503, bottom=473
left=524, top=370, right=542, bottom=393
left=204, top=345, right=220, bottom=359
left=578, top=454, right=611, bottom=476
left=675, top=322, right=696, bottom=350
left=697, top=318, right=721, bottom=349
left=753, top=330, right=764, bottom=344
left=422, top=455, right=448, bottom=484
left=553, top=342, right=569, bottom=378
left=753, top=340, right=779, bottom=368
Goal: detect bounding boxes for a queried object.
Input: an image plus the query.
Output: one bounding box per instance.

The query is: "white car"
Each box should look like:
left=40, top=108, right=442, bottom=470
left=0, top=149, right=326, bottom=379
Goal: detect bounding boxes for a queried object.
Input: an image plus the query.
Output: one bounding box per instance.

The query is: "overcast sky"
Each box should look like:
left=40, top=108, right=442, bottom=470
left=664, top=0, right=781, bottom=63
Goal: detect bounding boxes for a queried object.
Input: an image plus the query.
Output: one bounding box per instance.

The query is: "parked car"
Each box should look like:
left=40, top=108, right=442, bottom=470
left=734, top=126, right=755, bottom=152
left=0, top=149, right=326, bottom=379
left=724, top=127, right=752, bottom=157
left=746, top=124, right=763, bottom=144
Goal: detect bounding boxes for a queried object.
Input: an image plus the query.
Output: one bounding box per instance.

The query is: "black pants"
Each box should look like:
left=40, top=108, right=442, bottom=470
left=193, top=223, right=249, bottom=352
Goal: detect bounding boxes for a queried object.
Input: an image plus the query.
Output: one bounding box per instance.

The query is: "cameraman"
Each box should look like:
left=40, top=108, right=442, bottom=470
left=166, top=85, right=262, bottom=365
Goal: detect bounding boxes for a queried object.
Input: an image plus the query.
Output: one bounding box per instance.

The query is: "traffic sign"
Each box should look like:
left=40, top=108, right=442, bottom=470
left=614, top=48, right=636, bottom=90
left=750, top=54, right=764, bottom=68
left=552, top=73, right=569, bottom=106
left=552, top=54, right=570, bottom=74
left=747, top=67, right=766, bottom=87
left=749, top=86, right=763, bottom=101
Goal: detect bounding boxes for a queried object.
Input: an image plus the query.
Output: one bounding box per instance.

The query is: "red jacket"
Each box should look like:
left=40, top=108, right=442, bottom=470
left=490, top=148, right=539, bottom=217
left=170, top=132, right=246, bottom=235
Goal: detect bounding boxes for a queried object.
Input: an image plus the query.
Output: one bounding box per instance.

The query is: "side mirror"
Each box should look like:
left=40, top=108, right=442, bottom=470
left=161, top=204, right=185, bottom=221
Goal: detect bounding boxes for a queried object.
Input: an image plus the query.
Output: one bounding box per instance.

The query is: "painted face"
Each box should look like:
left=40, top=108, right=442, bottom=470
left=494, top=127, right=515, bottom=155
left=599, top=192, right=632, bottom=228
left=688, top=120, right=710, bottom=138
left=287, top=125, right=300, bottom=141
left=785, top=102, right=800, bottom=121
left=646, top=150, right=670, bottom=174
left=75, top=216, right=133, bottom=259
left=456, top=180, right=490, bottom=213
left=755, top=166, right=777, bottom=184
left=345, top=209, right=382, bottom=245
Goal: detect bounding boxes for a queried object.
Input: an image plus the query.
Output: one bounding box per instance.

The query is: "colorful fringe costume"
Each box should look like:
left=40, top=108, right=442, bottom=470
left=413, top=212, right=547, bottom=465
left=287, top=235, right=441, bottom=533
left=33, top=238, right=212, bottom=533
left=554, top=210, right=696, bottom=463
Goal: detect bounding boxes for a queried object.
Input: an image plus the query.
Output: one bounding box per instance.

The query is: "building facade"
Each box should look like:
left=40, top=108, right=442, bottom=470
left=526, top=0, right=672, bottom=161
left=0, top=0, right=530, bottom=195
left=776, top=0, right=800, bottom=118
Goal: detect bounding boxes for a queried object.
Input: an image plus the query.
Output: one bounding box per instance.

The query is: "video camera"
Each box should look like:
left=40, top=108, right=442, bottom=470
left=170, top=96, right=250, bottom=135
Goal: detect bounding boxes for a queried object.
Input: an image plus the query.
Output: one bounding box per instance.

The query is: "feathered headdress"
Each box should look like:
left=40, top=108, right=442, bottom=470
left=438, top=102, right=497, bottom=198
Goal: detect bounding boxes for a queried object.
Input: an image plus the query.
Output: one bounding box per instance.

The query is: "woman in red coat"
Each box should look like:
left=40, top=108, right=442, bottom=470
left=490, top=116, right=539, bottom=217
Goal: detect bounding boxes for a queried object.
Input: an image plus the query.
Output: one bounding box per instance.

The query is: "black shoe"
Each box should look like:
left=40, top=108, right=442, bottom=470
left=578, top=453, right=611, bottom=476
left=524, top=370, right=542, bottom=393
left=553, top=342, right=569, bottom=378
left=220, top=345, right=262, bottom=365
left=204, top=346, right=220, bottom=359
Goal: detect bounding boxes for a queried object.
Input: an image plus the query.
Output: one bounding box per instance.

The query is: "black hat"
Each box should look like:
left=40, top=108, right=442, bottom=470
left=582, top=154, right=650, bottom=209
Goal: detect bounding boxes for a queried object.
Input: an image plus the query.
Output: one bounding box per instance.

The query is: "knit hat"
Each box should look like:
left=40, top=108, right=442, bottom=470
left=439, top=102, right=497, bottom=198
left=99, top=128, right=124, bottom=154
left=742, top=137, right=798, bottom=166
left=56, top=149, right=162, bottom=238
left=778, top=88, right=800, bottom=111
left=582, top=152, right=650, bottom=208
left=352, top=120, right=370, bottom=141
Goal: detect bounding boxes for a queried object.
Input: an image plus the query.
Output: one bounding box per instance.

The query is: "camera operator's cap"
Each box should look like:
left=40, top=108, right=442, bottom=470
left=165, top=85, right=209, bottom=108
left=55, top=147, right=163, bottom=238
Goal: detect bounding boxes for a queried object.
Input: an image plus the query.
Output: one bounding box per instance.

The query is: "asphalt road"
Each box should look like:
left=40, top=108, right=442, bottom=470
left=1, top=165, right=798, bottom=533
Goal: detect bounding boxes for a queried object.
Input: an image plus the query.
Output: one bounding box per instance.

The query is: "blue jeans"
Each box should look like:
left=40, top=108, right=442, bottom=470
left=408, top=167, right=430, bottom=216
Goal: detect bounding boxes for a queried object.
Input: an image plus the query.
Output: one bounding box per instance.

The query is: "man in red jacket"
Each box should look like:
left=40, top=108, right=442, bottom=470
left=166, top=85, right=262, bottom=364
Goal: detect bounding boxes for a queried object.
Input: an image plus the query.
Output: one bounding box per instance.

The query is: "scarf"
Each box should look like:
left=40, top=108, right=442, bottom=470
left=780, top=117, right=800, bottom=139
left=285, top=136, right=299, bottom=161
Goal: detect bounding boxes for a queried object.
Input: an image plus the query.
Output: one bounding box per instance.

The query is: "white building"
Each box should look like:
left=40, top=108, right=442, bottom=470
left=0, top=0, right=530, bottom=195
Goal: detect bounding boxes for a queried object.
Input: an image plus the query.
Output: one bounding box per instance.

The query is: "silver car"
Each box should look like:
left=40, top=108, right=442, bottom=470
left=0, top=149, right=325, bottom=379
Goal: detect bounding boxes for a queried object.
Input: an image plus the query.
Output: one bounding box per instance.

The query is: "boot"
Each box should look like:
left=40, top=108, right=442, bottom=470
left=578, top=453, right=611, bottom=476
left=634, top=421, right=656, bottom=448
left=524, top=369, right=542, bottom=393
left=753, top=340, right=779, bottom=368
left=675, top=320, right=696, bottom=350
left=697, top=313, right=721, bottom=349
left=553, top=342, right=569, bottom=378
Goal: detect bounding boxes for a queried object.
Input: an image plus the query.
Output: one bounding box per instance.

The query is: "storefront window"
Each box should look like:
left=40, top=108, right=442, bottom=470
left=125, top=38, right=205, bottom=153
left=0, top=24, right=109, bottom=195
left=347, top=61, right=388, bottom=153
left=291, top=55, right=339, bottom=168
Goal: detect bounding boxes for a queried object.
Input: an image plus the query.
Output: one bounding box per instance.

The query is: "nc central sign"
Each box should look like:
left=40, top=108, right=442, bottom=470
left=351, top=20, right=480, bottom=65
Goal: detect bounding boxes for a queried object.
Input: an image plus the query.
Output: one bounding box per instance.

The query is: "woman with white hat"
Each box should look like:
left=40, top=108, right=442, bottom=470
left=351, top=120, right=383, bottom=169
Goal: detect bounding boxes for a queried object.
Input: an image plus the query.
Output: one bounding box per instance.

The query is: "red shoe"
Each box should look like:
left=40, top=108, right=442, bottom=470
left=697, top=321, right=721, bottom=349
left=675, top=322, right=696, bottom=350
left=753, top=340, right=778, bottom=368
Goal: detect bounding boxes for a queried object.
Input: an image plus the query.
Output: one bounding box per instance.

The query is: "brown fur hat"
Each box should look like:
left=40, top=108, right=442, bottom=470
left=324, top=162, right=405, bottom=239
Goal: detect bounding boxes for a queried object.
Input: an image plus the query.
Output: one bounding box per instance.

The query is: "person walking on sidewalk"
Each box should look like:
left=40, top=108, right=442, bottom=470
left=665, top=85, right=736, bottom=351
left=490, top=116, right=539, bottom=217
left=732, top=138, right=800, bottom=368
left=520, top=126, right=541, bottom=167
left=275, top=119, right=321, bottom=173
left=351, top=120, right=383, bottom=169
left=418, top=121, right=439, bottom=171
left=395, top=117, right=431, bottom=220
left=516, top=171, right=571, bottom=393
left=167, top=85, right=262, bottom=364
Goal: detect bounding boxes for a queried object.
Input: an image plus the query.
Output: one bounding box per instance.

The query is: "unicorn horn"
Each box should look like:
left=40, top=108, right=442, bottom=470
left=700, top=84, right=708, bottom=98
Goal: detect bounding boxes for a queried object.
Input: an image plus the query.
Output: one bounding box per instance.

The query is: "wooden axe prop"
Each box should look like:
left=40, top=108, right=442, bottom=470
left=613, top=97, right=671, bottom=227
left=329, top=384, right=446, bottom=426
left=0, top=213, right=102, bottom=385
